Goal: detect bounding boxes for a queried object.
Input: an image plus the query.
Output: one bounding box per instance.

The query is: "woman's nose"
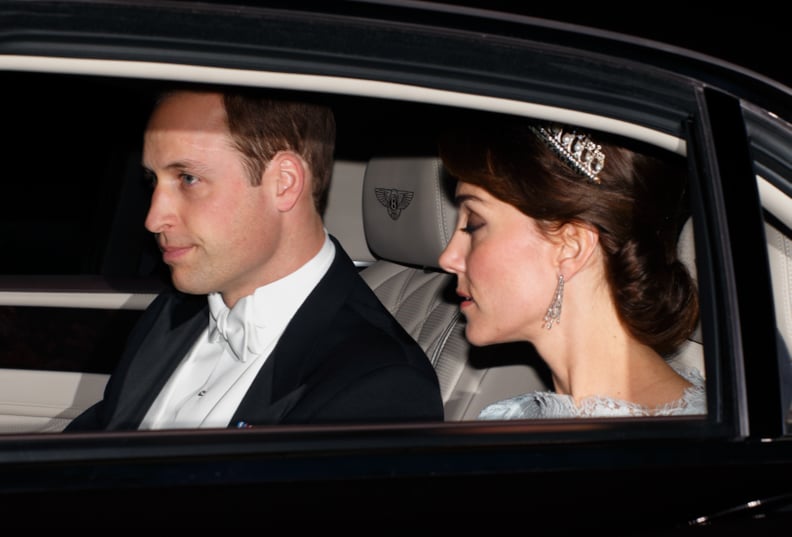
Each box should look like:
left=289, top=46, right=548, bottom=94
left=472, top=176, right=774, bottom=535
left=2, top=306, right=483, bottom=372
left=438, top=231, right=464, bottom=274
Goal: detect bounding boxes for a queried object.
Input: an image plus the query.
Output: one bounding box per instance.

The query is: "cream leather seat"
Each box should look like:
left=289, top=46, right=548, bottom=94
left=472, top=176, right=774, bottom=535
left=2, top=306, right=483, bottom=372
left=359, top=157, right=549, bottom=420
left=669, top=218, right=706, bottom=375
left=766, top=222, right=792, bottom=365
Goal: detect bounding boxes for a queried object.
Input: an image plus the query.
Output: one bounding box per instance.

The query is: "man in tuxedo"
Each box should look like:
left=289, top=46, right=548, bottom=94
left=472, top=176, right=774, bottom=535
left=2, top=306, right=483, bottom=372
left=65, top=88, right=444, bottom=431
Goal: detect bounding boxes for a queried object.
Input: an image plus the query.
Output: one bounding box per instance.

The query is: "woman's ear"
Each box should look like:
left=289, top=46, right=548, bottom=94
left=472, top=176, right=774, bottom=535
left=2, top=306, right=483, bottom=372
left=270, top=151, right=307, bottom=212
left=555, top=222, right=599, bottom=280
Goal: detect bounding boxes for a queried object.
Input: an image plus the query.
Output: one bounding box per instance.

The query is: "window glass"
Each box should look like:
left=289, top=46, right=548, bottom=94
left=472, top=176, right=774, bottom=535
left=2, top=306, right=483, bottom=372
left=1, top=73, right=154, bottom=276
left=0, top=73, right=158, bottom=374
left=742, top=103, right=792, bottom=429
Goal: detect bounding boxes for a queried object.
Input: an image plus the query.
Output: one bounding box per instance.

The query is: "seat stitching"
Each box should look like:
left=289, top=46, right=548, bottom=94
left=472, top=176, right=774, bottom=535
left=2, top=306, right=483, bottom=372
left=430, top=310, right=463, bottom=368
left=432, top=159, right=451, bottom=247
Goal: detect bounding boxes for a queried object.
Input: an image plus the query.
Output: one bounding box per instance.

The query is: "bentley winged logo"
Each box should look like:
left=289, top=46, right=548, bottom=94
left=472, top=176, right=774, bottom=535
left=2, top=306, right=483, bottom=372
left=375, top=187, right=414, bottom=220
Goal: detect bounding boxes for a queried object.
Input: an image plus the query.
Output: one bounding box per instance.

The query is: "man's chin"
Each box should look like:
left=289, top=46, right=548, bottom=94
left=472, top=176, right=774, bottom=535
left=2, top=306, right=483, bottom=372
left=171, top=275, right=210, bottom=296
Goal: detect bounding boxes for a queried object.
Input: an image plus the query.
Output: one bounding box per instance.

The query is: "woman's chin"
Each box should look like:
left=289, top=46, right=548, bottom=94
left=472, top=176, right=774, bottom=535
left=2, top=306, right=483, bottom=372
left=464, top=325, right=497, bottom=347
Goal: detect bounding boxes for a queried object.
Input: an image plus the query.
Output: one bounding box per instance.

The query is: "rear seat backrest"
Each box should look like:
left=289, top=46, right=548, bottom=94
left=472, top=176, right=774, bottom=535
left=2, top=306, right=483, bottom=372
left=669, top=218, right=705, bottom=375
left=766, top=222, right=792, bottom=362
left=360, top=157, right=550, bottom=420
left=672, top=216, right=792, bottom=398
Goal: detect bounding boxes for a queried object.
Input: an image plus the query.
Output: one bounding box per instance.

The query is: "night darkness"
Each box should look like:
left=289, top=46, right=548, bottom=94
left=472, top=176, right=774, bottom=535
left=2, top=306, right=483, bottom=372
left=437, top=3, right=791, bottom=89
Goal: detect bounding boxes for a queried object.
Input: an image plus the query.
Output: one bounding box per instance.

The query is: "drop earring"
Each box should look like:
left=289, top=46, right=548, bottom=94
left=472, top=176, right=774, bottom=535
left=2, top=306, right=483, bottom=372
left=543, top=273, right=564, bottom=330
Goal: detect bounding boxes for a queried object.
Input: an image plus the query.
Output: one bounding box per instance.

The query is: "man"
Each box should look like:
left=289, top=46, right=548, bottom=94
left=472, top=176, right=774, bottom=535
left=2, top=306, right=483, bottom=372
left=66, top=88, right=444, bottom=431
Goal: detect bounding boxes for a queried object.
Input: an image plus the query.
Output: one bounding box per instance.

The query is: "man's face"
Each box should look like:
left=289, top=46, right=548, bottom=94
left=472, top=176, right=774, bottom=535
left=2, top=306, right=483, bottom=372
left=143, top=91, right=282, bottom=307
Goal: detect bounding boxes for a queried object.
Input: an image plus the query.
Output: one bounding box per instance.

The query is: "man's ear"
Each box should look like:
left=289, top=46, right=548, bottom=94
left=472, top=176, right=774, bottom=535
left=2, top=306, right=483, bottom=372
left=270, top=151, right=307, bottom=212
left=555, top=222, right=599, bottom=280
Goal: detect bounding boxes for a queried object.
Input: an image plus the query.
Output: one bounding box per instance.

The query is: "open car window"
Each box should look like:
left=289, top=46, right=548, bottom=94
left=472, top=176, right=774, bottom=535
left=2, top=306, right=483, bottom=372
left=1, top=69, right=711, bottom=431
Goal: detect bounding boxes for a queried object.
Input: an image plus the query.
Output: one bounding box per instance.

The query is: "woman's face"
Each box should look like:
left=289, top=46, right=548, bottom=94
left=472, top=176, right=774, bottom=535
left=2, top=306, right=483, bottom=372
left=438, top=181, right=560, bottom=346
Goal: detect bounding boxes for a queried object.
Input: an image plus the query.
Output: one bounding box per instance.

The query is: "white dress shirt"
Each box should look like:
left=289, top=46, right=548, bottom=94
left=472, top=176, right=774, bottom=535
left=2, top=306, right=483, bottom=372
left=139, top=232, right=336, bottom=430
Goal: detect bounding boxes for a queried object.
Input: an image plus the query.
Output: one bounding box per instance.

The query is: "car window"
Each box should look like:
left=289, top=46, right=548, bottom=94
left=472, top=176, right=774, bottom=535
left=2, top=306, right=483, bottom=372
left=743, top=102, right=792, bottom=430
left=0, top=68, right=715, bottom=432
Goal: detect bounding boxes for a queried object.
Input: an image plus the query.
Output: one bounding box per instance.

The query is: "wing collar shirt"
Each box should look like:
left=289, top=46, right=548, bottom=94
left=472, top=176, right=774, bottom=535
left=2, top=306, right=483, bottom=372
left=140, top=232, right=336, bottom=430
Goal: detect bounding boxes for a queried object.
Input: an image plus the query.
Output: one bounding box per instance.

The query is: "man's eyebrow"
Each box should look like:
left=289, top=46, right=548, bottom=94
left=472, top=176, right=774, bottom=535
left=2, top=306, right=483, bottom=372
left=141, top=159, right=210, bottom=174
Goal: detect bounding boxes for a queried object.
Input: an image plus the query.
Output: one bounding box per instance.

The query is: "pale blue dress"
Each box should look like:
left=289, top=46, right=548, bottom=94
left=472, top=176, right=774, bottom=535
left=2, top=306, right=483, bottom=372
left=478, top=366, right=706, bottom=419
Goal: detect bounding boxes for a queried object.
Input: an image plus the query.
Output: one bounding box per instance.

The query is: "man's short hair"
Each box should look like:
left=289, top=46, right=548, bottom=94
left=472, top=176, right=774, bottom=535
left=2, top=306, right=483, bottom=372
left=152, top=86, right=336, bottom=215
left=224, top=93, right=336, bottom=215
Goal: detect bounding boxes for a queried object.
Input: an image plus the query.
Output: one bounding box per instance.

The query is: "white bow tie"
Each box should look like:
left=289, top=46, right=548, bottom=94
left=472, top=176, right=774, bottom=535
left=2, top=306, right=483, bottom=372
left=208, top=294, right=265, bottom=363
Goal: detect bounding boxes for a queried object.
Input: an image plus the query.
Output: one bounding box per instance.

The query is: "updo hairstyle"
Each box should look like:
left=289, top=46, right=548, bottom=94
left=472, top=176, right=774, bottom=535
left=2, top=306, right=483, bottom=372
left=438, top=116, right=699, bottom=356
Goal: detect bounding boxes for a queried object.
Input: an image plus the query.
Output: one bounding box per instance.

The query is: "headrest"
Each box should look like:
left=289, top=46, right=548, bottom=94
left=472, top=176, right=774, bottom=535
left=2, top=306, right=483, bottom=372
left=677, top=217, right=702, bottom=344
left=362, top=157, right=457, bottom=268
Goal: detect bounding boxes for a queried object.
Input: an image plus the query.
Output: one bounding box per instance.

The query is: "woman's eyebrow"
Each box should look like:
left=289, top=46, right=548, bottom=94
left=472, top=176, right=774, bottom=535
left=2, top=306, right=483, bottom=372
left=454, top=193, right=485, bottom=205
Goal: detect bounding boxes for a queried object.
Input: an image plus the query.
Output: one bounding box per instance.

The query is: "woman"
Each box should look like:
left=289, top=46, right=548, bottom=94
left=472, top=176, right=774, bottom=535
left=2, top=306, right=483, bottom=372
left=437, top=118, right=706, bottom=418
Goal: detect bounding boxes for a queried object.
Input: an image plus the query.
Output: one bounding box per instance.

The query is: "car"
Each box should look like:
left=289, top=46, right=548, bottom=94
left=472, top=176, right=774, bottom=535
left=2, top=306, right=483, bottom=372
left=0, top=0, right=790, bottom=532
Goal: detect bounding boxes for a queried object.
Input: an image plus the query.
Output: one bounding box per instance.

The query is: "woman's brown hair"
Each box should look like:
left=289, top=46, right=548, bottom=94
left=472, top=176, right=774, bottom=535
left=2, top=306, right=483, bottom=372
left=439, top=116, right=698, bottom=356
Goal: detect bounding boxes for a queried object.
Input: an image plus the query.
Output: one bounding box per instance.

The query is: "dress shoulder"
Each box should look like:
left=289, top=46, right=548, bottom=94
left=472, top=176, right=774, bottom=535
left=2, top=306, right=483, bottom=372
left=478, top=365, right=707, bottom=420
left=477, top=391, right=578, bottom=419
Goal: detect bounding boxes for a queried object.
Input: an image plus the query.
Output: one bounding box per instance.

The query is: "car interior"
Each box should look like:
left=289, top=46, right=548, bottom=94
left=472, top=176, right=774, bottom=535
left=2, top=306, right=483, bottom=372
left=351, top=154, right=709, bottom=420
left=0, top=74, right=790, bottom=433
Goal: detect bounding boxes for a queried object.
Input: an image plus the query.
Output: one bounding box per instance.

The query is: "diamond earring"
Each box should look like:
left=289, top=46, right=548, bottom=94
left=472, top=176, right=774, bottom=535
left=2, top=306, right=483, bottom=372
left=543, top=274, right=564, bottom=330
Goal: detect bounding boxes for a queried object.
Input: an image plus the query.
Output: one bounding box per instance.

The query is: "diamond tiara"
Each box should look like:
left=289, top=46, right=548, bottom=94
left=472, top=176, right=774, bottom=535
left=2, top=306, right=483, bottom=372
left=530, top=123, right=606, bottom=183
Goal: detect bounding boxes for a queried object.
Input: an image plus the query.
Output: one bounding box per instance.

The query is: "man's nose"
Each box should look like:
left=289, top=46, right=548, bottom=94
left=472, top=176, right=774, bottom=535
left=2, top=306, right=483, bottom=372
left=144, top=184, right=175, bottom=234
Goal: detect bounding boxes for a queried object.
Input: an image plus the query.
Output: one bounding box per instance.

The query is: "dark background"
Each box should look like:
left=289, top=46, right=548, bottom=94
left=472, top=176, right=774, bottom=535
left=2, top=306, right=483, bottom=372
left=444, top=3, right=790, bottom=89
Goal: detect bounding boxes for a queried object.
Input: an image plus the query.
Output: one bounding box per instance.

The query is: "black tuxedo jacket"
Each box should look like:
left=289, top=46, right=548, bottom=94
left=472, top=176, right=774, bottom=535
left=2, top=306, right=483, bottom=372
left=66, top=238, right=444, bottom=431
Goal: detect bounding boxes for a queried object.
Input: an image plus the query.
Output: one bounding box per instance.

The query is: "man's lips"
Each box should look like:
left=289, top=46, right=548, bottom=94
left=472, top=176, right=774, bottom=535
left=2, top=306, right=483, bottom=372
left=160, top=245, right=194, bottom=263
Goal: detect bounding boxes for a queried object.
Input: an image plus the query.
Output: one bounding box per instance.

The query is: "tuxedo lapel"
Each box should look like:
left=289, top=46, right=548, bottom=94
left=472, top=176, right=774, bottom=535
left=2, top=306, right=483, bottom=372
left=105, top=293, right=209, bottom=430
left=232, top=236, right=356, bottom=424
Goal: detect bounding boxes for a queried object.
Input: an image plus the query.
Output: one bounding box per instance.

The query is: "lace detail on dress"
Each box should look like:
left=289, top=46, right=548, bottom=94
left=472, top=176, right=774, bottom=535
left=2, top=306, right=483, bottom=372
left=478, top=365, right=707, bottom=420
